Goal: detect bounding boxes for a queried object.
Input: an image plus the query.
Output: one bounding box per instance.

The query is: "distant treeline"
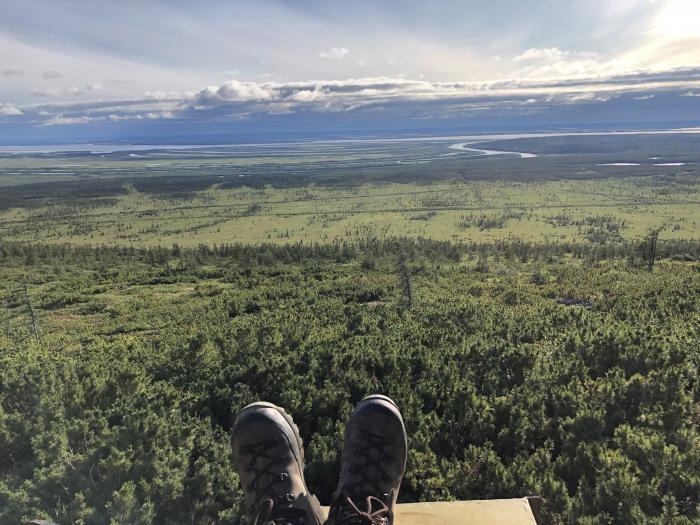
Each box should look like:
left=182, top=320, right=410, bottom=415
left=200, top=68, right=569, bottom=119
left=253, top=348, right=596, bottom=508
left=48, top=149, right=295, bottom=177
left=3, top=150, right=696, bottom=211
left=1, top=237, right=699, bottom=266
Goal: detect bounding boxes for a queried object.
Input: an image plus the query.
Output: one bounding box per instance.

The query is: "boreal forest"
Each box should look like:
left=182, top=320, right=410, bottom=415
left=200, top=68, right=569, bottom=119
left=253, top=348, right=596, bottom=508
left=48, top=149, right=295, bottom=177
left=1, top=231, right=698, bottom=524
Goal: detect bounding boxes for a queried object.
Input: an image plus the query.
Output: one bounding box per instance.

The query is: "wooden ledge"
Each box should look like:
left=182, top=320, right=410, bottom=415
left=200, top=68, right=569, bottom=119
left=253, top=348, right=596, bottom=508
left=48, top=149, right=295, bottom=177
left=322, top=497, right=543, bottom=524
left=27, top=497, right=543, bottom=525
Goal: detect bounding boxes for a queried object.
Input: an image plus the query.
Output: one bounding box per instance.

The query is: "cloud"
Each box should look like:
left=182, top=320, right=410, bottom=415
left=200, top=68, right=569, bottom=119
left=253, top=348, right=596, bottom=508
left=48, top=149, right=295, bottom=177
left=41, top=106, right=178, bottom=126
left=266, top=102, right=295, bottom=115
left=5, top=66, right=700, bottom=127
left=288, top=88, right=322, bottom=102
left=107, top=110, right=176, bottom=121
left=174, top=68, right=700, bottom=119
left=0, top=103, right=23, bottom=116
left=319, top=47, right=350, bottom=60
left=2, top=69, right=24, bottom=76
left=514, top=47, right=600, bottom=63
left=41, top=114, right=96, bottom=126
left=566, top=93, right=612, bottom=103
left=512, top=47, right=613, bottom=79
left=0, top=0, right=697, bottom=113
left=145, top=111, right=175, bottom=120
left=680, top=91, right=700, bottom=97
left=32, top=83, right=105, bottom=97
left=514, top=48, right=571, bottom=62
left=145, top=90, right=187, bottom=100
left=42, top=70, right=64, bottom=80
left=195, top=80, right=276, bottom=105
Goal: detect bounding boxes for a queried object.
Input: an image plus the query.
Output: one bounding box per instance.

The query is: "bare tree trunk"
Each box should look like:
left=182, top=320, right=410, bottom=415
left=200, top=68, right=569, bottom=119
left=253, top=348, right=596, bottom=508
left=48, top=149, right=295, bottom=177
left=646, top=229, right=660, bottom=272
left=397, top=255, right=413, bottom=309
left=24, top=278, right=40, bottom=344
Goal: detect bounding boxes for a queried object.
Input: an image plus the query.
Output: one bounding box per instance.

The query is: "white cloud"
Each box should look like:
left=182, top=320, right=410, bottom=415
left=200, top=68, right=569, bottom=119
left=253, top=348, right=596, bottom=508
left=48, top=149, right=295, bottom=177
left=0, top=103, right=23, bottom=116
left=681, top=91, right=700, bottom=97
left=176, top=70, right=700, bottom=117
left=319, top=47, right=350, bottom=60
left=511, top=47, right=613, bottom=79
left=196, top=80, right=276, bottom=104
left=514, top=47, right=599, bottom=63
left=514, top=48, right=571, bottom=62
left=8, top=66, right=700, bottom=126
left=266, top=102, right=295, bottom=115
left=567, top=93, right=612, bottom=103
left=287, top=87, right=323, bottom=102
left=68, top=83, right=104, bottom=95
left=41, top=114, right=97, bottom=126
left=145, top=90, right=186, bottom=100
left=32, top=83, right=105, bottom=97
left=106, top=110, right=175, bottom=121
left=1, top=0, right=698, bottom=112
left=146, top=111, right=175, bottom=120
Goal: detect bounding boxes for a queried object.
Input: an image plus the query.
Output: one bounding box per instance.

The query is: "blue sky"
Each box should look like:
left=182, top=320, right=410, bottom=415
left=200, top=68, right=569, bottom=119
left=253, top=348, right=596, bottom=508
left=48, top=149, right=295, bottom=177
left=1, top=0, right=700, bottom=142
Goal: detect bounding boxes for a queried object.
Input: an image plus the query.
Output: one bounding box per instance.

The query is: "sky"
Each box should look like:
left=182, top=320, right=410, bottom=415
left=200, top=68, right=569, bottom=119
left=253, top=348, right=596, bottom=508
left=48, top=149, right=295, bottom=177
left=1, top=0, right=700, bottom=143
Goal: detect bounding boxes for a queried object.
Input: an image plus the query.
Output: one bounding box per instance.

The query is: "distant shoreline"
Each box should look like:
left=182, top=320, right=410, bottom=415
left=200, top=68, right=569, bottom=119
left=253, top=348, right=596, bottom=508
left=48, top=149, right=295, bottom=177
left=2, top=127, right=700, bottom=155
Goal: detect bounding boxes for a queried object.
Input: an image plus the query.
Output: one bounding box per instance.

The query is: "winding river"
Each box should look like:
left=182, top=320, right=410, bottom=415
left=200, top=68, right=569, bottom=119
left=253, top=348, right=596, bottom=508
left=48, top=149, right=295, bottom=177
left=447, top=142, right=537, bottom=158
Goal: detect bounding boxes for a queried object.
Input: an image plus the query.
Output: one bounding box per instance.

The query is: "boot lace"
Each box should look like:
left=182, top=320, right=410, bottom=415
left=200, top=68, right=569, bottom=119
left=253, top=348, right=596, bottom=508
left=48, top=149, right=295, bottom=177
left=329, top=494, right=390, bottom=525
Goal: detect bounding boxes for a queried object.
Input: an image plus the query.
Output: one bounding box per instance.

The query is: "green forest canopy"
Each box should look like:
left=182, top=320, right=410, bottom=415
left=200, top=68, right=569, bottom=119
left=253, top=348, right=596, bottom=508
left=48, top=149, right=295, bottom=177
left=1, top=238, right=699, bottom=524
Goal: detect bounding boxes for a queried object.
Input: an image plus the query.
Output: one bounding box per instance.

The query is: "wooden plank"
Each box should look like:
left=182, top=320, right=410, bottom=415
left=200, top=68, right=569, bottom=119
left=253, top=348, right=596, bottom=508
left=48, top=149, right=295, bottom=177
left=321, top=498, right=541, bottom=525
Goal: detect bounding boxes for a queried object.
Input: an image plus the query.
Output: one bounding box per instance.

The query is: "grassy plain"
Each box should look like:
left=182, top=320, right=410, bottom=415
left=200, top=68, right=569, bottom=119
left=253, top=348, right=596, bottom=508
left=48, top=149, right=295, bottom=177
left=1, top=175, right=698, bottom=247
left=1, top=177, right=697, bottom=246
left=1, top=133, right=698, bottom=247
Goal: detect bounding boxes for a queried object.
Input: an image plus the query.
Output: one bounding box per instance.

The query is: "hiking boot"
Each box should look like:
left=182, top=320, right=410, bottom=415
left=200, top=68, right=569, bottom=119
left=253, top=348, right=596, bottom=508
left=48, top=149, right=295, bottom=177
left=232, top=402, right=323, bottom=525
left=326, top=395, right=407, bottom=525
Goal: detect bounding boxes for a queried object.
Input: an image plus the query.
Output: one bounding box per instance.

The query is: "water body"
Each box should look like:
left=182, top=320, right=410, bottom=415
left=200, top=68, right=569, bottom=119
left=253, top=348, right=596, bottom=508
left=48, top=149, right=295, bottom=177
left=597, top=162, right=688, bottom=167
left=448, top=142, right=537, bottom=158
left=2, top=127, right=700, bottom=155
